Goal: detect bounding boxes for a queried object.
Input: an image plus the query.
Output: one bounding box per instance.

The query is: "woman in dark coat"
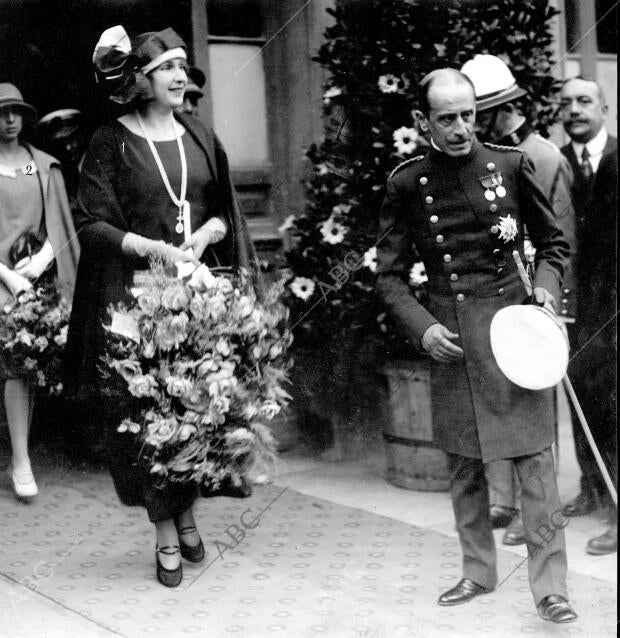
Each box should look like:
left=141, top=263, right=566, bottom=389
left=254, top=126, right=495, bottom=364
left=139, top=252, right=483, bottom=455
left=65, top=26, right=260, bottom=587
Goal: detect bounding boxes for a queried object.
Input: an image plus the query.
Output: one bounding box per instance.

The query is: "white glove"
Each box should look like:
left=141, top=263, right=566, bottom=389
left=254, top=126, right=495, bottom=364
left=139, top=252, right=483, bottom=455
left=121, top=232, right=198, bottom=266
left=0, top=263, right=33, bottom=297
left=180, top=217, right=227, bottom=261
left=14, top=240, right=55, bottom=281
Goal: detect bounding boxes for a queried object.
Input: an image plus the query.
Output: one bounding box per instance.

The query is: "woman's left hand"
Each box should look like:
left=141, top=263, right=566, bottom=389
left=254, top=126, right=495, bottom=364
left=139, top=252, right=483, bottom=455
left=181, top=218, right=227, bottom=261
left=14, top=241, right=55, bottom=281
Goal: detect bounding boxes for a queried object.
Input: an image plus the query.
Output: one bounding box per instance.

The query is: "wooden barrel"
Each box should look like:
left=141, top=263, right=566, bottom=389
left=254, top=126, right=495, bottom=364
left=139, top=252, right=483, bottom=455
left=380, top=360, right=450, bottom=491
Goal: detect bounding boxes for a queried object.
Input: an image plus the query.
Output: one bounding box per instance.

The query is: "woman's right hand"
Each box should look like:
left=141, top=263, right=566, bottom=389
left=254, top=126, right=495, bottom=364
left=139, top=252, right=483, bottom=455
left=0, top=265, right=33, bottom=297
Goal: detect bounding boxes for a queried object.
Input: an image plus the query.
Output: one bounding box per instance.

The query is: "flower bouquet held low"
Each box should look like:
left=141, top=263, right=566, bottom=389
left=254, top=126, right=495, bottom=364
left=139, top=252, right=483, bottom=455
left=102, top=261, right=292, bottom=491
left=0, top=283, right=71, bottom=394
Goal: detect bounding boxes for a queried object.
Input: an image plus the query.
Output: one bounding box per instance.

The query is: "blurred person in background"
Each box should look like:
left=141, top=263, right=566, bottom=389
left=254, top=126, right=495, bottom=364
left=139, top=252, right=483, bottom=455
left=559, top=77, right=617, bottom=556
left=176, top=66, right=205, bottom=117
left=0, top=83, right=78, bottom=501
left=36, top=108, right=89, bottom=205
left=461, top=54, right=575, bottom=547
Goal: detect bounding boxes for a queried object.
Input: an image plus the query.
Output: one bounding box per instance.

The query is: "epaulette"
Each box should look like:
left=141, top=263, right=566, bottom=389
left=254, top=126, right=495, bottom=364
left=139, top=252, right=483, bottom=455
left=483, top=142, right=523, bottom=153
left=389, top=155, right=424, bottom=180
left=533, top=133, right=561, bottom=153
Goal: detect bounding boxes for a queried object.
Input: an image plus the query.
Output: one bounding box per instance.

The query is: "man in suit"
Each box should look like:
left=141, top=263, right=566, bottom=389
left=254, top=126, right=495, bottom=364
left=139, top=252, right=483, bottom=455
left=460, top=54, right=575, bottom=547
left=376, top=68, right=576, bottom=622
left=560, top=77, right=617, bottom=555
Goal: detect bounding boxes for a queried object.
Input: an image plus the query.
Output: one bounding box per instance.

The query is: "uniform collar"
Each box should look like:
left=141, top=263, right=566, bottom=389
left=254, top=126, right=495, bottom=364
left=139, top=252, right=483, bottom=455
left=496, top=119, right=532, bottom=147
left=428, top=136, right=480, bottom=165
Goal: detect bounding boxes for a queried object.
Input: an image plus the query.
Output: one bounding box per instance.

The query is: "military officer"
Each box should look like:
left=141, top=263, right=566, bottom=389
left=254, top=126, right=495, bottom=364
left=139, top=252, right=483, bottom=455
left=376, top=68, right=576, bottom=623
left=461, top=54, right=576, bottom=547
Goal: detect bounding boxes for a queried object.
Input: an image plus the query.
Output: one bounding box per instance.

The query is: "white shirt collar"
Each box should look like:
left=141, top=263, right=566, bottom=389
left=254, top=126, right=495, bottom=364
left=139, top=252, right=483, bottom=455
left=571, top=127, right=608, bottom=159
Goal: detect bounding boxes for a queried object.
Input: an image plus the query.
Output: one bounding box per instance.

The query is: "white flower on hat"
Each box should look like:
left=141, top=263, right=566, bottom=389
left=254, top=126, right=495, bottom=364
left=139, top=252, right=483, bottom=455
left=497, top=214, right=518, bottom=243
left=363, top=246, right=378, bottom=272
left=378, top=74, right=399, bottom=93
left=409, top=261, right=428, bottom=286
left=320, top=217, right=347, bottom=244
left=290, top=277, right=315, bottom=301
left=323, top=86, right=342, bottom=105
left=393, top=126, right=419, bottom=155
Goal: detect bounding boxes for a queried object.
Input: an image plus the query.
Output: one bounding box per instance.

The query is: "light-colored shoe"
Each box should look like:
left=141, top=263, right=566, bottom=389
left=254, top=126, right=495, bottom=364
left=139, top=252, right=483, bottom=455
left=10, top=467, right=39, bottom=500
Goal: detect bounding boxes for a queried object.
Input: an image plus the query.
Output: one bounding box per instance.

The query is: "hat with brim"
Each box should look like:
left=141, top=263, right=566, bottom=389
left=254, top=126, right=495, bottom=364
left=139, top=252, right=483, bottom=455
left=0, top=83, right=37, bottom=121
left=186, top=66, right=205, bottom=96
left=38, top=108, right=83, bottom=139
left=476, top=84, right=528, bottom=112
left=184, top=81, right=203, bottom=98
left=490, top=304, right=569, bottom=390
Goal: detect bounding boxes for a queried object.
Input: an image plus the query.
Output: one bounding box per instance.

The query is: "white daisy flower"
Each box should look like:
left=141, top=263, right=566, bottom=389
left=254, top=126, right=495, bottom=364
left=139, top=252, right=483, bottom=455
left=323, top=86, right=342, bottom=105
left=378, top=74, right=400, bottom=93
left=290, top=277, right=315, bottom=301
left=363, top=246, right=378, bottom=272
left=497, top=214, right=518, bottom=243
left=278, top=214, right=296, bottom=233
left=320, top=217, right=348, bottom=244
left=332, top=203, right=352, bottom=216
left=409, top=261, right=428, bottom=286
left=393, top=126, right=419, bottom=155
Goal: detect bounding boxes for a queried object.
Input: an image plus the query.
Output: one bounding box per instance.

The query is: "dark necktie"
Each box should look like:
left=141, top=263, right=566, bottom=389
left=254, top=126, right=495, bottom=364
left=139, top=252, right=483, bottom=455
left=581, top=146, right=593, bottom=181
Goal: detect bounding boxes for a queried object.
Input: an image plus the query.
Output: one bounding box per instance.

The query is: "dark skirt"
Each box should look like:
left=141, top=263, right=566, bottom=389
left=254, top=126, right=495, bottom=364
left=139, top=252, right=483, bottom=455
left=100, top=395, right=197, bottom=523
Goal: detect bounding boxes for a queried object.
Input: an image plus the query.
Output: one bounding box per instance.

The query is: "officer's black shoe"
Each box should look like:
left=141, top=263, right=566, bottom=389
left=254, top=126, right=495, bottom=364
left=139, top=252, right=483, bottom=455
left=586, top=527, right=617, bottom=555
left=562, top=491, right=599, bottom=517
left=489, top=504, right=517, bottom=529
left=503, top=515, right=526, bottom=545
left=537, top=595, right=578, bottom=623
left=438, top=578, right=491, bottom=606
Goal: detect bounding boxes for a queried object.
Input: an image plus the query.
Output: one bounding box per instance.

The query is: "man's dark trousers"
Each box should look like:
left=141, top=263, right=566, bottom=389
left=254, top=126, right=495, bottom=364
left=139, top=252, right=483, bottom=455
left=447, top=447, right=568, bottom=604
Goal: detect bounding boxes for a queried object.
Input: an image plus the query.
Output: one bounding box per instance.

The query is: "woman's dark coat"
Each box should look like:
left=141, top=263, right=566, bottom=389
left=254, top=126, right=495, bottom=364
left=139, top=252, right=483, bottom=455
left=64, top=113, right=261, bottom=400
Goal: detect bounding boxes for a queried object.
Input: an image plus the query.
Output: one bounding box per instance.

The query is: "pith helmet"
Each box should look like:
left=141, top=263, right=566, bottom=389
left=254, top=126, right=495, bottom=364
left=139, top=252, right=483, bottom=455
left=461, top=54, right=527, bottom=111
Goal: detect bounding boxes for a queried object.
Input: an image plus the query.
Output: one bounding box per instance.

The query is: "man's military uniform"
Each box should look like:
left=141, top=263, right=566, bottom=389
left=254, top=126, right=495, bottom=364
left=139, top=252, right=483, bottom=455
left=500, top=121, right=576, bottom=320
left=487, top=122, right=575, bottom=516
left=376, top=138, right=570, bottom=603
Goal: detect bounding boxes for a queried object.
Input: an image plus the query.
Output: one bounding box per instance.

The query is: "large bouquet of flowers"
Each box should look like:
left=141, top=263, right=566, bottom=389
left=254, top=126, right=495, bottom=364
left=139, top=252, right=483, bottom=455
left=102, top=263, right=292, bottom=490
left=0, top=283, right=70, bottom=394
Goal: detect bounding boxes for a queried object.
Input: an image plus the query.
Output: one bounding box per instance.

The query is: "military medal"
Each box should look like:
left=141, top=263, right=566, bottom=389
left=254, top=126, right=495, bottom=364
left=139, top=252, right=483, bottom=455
left=479, top=171, right=505, bottom=201
left=496, top=213, right=518, bottom=243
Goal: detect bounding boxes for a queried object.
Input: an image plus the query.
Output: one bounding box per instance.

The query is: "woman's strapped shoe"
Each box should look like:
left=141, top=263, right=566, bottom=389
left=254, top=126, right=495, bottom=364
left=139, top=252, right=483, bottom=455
left=177, top=526, right=205, bottom=563
left=155, top=545, right=182, bottom=587
left=537, top=595, right=578, bottom=623
left=9, top=467, right=38, bottom=501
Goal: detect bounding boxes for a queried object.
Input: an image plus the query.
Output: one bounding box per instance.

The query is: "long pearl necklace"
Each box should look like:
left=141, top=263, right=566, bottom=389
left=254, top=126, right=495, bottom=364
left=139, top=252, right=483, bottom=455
left=136, top=112, right=190, bottom=241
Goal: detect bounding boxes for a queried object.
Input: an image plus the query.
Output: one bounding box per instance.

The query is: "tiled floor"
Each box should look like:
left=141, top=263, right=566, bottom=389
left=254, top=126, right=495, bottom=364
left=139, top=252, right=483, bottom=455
left=0, top=390, right=616, bottom=637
